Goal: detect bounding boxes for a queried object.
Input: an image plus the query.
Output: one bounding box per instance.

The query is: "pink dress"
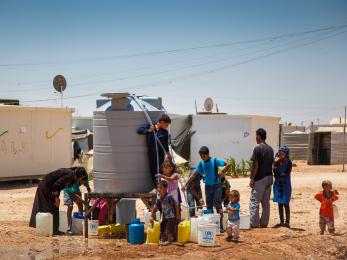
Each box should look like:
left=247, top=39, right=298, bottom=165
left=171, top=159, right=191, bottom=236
left=166, top=174, right=179, bottom=204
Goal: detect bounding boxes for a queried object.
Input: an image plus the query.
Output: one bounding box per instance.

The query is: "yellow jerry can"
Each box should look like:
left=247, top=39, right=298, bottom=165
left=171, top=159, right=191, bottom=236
left=177, top=220, right=190, bottom=244
left=97, top=225, right=110, bottom=237
left=146, top=221, right=161, bottom=244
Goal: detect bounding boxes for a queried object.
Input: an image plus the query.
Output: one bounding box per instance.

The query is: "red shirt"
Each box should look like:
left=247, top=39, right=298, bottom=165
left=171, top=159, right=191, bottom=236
left=315, top=191, right=338, bottom=219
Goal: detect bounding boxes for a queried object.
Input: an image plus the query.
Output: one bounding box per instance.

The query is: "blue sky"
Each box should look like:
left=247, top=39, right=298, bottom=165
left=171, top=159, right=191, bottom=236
left=0, top=0, right=346, bottom=125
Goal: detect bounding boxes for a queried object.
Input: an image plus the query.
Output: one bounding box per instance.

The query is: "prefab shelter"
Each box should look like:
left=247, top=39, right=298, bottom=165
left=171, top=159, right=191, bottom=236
left=308, top=130, right=347, bottom=165
left=171, top=114, right=280, bottom=166
left=0, top=106, right=74, bottom=181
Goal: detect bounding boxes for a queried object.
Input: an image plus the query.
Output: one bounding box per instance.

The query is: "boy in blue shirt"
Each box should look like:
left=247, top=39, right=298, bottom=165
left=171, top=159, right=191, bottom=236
left=183, top=146, right=231, bottom=231
left=225, top=190, right=240, bottom=243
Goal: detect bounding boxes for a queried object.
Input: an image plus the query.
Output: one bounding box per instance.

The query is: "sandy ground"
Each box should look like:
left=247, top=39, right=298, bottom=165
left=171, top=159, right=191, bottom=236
left=0, top=162, right=346, bottom=260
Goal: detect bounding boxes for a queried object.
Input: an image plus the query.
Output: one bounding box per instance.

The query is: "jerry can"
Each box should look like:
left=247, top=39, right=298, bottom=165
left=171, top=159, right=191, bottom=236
left=146, top=221, right=160, bottom=244
left=178, top=220, right=190, bottom=244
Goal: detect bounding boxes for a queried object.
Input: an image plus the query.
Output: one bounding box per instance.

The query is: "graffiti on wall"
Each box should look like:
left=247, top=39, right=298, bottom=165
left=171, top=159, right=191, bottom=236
left=45, top=128, right=63, bottom=140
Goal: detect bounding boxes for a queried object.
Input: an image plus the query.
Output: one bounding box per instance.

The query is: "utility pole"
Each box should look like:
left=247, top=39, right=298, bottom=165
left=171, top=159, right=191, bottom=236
left=343, top=106, right=346, bottom=172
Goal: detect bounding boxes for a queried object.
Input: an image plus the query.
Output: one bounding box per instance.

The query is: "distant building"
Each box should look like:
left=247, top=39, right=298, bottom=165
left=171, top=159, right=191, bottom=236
left=0, top=99, right=19, bottom=105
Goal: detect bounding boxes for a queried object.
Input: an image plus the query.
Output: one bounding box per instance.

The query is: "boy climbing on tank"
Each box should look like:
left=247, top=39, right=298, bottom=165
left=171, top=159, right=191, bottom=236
left=137, top=114, right=172, bottom=188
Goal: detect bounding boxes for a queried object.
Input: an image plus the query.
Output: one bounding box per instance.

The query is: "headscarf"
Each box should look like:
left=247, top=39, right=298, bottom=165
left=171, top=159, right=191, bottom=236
left=279, top=146, right=290, bottom=157
left=71, top=166, right=88, bottom=180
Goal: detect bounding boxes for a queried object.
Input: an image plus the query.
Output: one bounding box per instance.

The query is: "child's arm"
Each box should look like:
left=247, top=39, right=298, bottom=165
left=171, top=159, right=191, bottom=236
left=286, top=160, right=292, bottom=176
left=315, top=193, right=323, bottom=202
left=182, top=173, right=198, bottom=191
left=150, top=204, right=158, bottom=223
left=332, top=193, right=339, bottom=202
left=156, top=173, right=179, bottom=181
left=137, top=124, right=153, bottom=135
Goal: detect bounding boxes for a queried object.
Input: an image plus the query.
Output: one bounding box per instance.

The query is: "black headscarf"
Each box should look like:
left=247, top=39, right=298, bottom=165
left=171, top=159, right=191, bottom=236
left=71, top=166, right=88, bottom=180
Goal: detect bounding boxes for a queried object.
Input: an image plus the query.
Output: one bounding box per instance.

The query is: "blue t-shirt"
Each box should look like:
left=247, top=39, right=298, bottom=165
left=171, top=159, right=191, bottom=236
left=227, top=202, right=240, bottom=222
left=194, top=157, right=225, bottom=186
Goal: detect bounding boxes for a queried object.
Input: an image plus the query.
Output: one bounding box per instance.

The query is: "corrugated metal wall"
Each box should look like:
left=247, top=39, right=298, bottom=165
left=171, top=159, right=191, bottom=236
left=281, top=133, right=309, bottom=160
left=330, top=132, right=347, bottom=164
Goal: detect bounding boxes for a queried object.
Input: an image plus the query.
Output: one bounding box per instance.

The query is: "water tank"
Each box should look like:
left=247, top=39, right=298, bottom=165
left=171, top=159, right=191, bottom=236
left=93, top=93, right=164, bottom=193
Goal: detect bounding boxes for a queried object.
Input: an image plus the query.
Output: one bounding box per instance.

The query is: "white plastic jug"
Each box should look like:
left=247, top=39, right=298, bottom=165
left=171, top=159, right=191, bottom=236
left=240, top=214, right=250, bottom=229
left=204, top=214, right=221, bottom=235
left=71, top=216, right=84, bottom=235
left=143, top=209, right=160, bottom=230
left=190, top=216, right=210, bottom=243
left=197, top=224, right=217, bottom=247
left=58, top=211, right=68, bottom=233
left=83, top=220, right=99, bottom=237
left=223, top=213, right=228, bottom=231
left=36, top=212, right=53, bottom=237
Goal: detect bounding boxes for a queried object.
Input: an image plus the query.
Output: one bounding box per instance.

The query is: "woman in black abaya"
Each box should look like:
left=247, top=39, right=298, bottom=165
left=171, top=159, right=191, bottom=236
left=29, top=167, right=88, bottom=234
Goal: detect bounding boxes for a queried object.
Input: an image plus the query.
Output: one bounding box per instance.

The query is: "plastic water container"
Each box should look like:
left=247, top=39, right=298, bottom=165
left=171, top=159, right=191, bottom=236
left=204, top=214, right=221, bottom=235
left=240, top=214, right=251, bottom=229
left=71, top=212, right=84, bottom=235
left=129, top=219, right=145, bottom=245
left=36, top=212, right=53, bottom=236
left=223, top=213, right=228, bottom=231
left=58, top=211, right=68, bottom=233
left=83, top=220, right=99, bottom=237
left=116, top=199, right=136, bottom=225
left=197, top=224, right=217, bottom=247
left=143, top=209, right=160, bottom=230
left=98, top=225, right=110, bottom=237
left=178, top=220, right=190, bottom=244
left=190, top=216, right=210, bottom=243
left=146, top=221, right=160, bottom=244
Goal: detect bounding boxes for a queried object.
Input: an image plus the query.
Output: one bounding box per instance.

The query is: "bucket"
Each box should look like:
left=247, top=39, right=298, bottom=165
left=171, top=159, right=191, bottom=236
left=240, top=214, right=250, bottom=229
left=204, top=214, right=221, bottom=235
left=58, top=211, right=68, bottom=233
left=36, top=212, right=53, bottom=237
left=197, top=224, right=217, bottom=247
left=190, top=216, right=210, bottom=243
left=83, top=220, right=99, bottom=237
left=71, top=212, right=84, bottom=235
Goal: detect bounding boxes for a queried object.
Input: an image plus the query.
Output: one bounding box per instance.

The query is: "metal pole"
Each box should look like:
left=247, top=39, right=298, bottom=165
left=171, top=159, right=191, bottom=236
left=343, top=106, right=346, bottom=172
left=60, top=84, right=63, bottom=108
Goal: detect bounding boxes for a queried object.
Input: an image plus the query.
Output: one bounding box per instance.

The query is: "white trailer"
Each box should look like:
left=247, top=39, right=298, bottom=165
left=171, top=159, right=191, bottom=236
left=0, top=106, right=74, bottom=181
left=189, top=114, right=280, bottom=166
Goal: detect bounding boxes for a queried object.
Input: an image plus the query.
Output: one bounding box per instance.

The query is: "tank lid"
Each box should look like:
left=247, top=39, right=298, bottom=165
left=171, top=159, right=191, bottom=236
left=100, top=93, right=130, bottom=111
left=101, top=92, right=130, bottom=99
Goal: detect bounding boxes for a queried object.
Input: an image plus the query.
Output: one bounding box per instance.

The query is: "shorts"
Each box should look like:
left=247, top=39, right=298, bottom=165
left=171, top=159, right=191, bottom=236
left=63, top=191, right=81, bottom=206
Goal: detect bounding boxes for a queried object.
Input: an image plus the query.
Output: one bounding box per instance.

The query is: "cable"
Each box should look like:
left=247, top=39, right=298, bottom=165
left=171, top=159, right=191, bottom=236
left=19, top=29, right=347, bottom=104
left=1, top=24, right=346, bottom=68
left=4, top=26, right=343, bottom=94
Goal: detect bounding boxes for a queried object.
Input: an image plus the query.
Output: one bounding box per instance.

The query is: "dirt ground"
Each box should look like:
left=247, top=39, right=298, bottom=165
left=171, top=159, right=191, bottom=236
left=0, top=162, right=346, bottom=260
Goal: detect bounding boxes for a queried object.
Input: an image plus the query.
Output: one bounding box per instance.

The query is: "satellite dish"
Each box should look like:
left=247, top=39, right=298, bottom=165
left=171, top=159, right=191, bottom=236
left=204, top=97, right=214, bottom=112
left=53, top=75, right=67, bottom=93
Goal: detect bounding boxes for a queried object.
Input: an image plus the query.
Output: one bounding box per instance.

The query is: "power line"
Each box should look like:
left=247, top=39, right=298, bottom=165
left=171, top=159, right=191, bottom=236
left=18, top=28, right=347, bottom=104
left=1, top=24, right=346, bottom=68
left=3, top=26, right=343, bottom=94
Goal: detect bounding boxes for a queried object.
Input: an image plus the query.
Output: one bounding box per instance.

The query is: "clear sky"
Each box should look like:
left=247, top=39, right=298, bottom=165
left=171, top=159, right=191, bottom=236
left=0, top=0, right=346, bottom=125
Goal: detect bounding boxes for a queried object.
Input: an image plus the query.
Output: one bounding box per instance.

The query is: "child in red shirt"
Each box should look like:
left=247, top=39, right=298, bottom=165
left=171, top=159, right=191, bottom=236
left=314, top=180, right=339, bottom=235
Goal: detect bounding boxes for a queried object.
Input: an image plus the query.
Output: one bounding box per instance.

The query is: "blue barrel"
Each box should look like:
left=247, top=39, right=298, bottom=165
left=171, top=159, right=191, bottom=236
left=129, top=219, right=144, bottom=244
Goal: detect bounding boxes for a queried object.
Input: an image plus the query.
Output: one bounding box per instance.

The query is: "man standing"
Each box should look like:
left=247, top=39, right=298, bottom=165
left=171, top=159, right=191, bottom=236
left=249, top=128, right=274, bottom=228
